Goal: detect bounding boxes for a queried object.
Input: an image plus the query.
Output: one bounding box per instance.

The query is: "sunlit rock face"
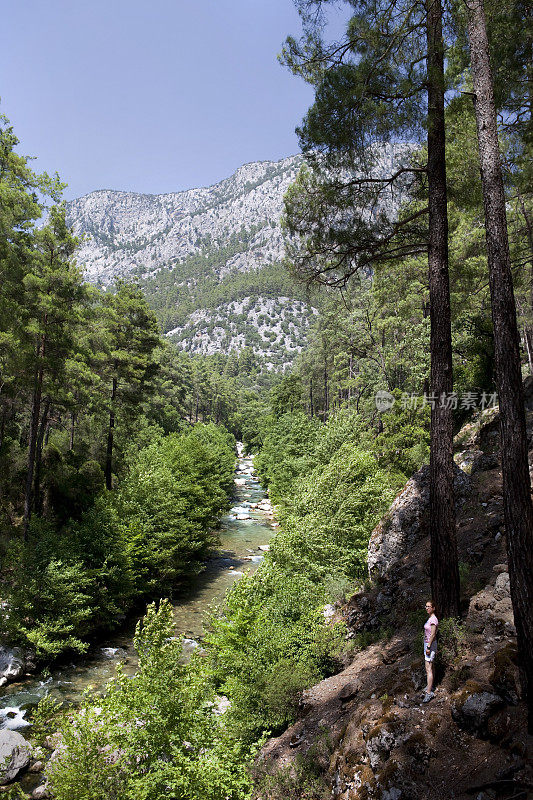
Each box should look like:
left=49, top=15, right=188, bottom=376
left=66, top=156, right=320, bottom=367
left=66, top=156, right=303, bottom=287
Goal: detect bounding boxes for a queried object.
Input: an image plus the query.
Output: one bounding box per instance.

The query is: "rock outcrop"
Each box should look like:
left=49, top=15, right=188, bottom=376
left=0, top=646, right=35, bottom=687
left=368, top=464, right=471, bottom=580
left=0, top=729, right=31, bottom=784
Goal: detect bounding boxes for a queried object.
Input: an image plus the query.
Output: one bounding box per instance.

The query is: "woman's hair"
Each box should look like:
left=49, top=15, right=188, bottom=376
left=425, top=600, right=436, bottom=611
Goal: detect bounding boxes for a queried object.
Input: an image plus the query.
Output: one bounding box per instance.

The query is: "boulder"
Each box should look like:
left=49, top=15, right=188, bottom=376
left=365, top=721, right=405, bottom=770
left=368, top=465, right=470, bottom=579
left=0, top=646, right=25, bottom=683
left=213, top=696, right=231, bottom=715
left=489, top=644, right=520, bottom=705
left=493, top=571, right=510, bottom=601
left=0, top=729, right=31, bottom=784
left=32, top=786, right=50, bottom=799
left=451, top=683, right=504, bottom=734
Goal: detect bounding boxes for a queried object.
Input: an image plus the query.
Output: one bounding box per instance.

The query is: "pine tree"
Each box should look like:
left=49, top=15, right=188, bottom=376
left=22, top=206, right=85, bottom=536
left=102, top=283, right=160, bottom=490
left=465, top=0, right=533, bottom=734
left=282, top=0, right=460, bottom=615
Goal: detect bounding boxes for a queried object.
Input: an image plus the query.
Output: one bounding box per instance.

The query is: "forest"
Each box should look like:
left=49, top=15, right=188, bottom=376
left=0, top=0, right=532, bottom=798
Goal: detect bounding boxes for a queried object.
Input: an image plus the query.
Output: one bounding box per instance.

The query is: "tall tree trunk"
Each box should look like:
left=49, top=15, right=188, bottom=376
left=34, top=399, right=50, bottom=516
left=309, top=381, right=314, bottom=418
left=105, top=376, right=117, bottom=491
left=23, top=333, right=46, bottom=539
left=426, top=0, right=460, bottom=618
left=70, top=411, right=76, bottom=451
left=323, top=357, right=329, bottom=421
left=467, top=0, right=533, bottom=733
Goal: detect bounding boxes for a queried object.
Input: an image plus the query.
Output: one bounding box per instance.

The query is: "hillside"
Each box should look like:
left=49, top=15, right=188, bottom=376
left=255, top=399, right=533, bottom=800
left=66, top=155, right=320, bottom=369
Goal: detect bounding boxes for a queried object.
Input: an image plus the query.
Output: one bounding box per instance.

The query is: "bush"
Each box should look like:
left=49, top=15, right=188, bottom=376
left=46, top=601, right=255, bottom=800
left=116, top=424, right=235, bottom=595
left=202, top=406, right=421, bottom=744
left=205, top=568, right=339, bottom=743
left=437, top=617, right=467, bottom=669
left=1, top=514, right=130, bottom=657
left=1, top=424, right=235, bottom=659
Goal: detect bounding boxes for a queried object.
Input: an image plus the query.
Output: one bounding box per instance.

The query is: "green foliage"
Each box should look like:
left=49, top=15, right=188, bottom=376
left=436, top=617, right=467, bottom=669
left=373, top=391, right=430, bottom=477
left=205, top=567, right=340, bottom=743
left=29, top=694, right=62, bottom=746
left=1, top=425, right=235, bottom=658
left=254, top=412, right=320, bottom=504
left=116, top=424, right=235, bottom=594
left=274, top=444, right=401, bottom=582
left=46, top=601, right=255, bottom=800
left=2, top=512, right=131, bottom=657
left=203, top=408, right=411, bottom=744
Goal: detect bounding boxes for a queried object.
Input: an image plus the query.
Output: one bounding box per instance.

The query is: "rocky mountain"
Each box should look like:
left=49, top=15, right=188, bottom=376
left=66, top=156, right=303, bottom=285
left=66, top=155, right=319, bottom=369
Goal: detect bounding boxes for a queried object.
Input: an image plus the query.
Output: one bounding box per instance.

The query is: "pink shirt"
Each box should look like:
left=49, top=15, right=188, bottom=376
left=424, top=614, right=438, bottom=643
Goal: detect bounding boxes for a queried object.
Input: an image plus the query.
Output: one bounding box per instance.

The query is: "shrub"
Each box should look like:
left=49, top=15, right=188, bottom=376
left=45, top=601, right=255, bottom=800
left=1, top=515, right=129, bottom=658
left=1, top=424, right=235, bottom=659
left=437, top=617, right=467, bottom=669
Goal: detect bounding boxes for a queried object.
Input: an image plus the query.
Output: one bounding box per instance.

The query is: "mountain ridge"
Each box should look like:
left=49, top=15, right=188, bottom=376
left=65, top=153, right=315, bottom=369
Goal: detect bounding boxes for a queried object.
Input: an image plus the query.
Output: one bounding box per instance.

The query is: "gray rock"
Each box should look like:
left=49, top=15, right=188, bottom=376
left=368, top=465, right=470, bottom=579
left=0, top=646, right=25, bottom=683
left=365, top=724, right=405, bottom=769
left=32, top=785, right=50, bottom=799
left=0, top=729, right=31, bottom=784
left=492, top=563, right=507, bottom=574
left=451, top=691, right=504, bottom=733
left=493, top=572, right=510, bottom=600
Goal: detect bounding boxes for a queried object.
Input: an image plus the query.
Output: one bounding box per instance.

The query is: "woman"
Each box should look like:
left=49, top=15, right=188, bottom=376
left=422, top=600, right=438, bottom=703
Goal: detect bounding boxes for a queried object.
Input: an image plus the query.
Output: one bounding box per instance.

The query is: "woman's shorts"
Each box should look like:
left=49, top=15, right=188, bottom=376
left=424, top=641, right=437, bottom=662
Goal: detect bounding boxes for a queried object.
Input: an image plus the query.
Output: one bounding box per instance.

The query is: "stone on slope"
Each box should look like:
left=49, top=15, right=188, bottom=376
left=368, top=464, right=470, bottom=580
left=0, top=729, right=31, bottom=784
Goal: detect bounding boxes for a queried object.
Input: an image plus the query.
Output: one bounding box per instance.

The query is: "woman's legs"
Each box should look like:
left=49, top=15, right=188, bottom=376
left=424, top=659, right=434, bottom=693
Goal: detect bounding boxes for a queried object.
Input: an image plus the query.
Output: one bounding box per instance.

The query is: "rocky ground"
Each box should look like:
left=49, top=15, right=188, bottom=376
left=255, top=392, right=533, bottom=800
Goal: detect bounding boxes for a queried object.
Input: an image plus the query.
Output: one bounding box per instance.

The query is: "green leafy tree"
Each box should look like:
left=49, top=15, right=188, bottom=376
left=21, top=206, right=86, bottom=535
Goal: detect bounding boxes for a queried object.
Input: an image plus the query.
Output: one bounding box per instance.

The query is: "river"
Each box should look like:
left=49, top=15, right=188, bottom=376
left=0, top=447, right=274, bottom=733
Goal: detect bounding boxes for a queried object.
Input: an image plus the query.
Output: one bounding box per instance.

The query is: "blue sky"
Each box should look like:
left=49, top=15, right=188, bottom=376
left=1, top=0, right=318, bottom=199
